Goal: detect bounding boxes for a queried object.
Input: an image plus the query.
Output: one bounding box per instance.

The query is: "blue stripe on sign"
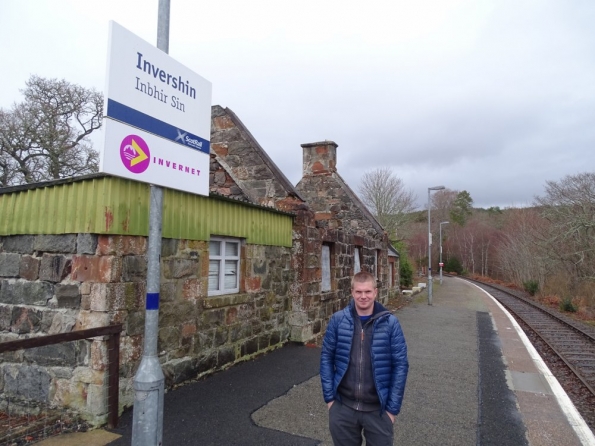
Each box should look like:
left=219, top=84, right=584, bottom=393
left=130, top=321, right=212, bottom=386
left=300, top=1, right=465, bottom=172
left=106, top=99, right=210, bottom=155
left=146, top=293, right=160, bottom=310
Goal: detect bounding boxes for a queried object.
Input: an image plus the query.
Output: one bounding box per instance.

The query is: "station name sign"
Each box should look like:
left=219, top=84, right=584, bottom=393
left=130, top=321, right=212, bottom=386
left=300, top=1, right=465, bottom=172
left=100, top=21, right=212, bottom=196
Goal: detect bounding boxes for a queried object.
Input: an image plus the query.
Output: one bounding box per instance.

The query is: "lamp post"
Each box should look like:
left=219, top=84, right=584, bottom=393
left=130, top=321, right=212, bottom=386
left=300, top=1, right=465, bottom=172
left=428, top=185, right=445, bottom=305
left=439, top=221, right=449, bottom=285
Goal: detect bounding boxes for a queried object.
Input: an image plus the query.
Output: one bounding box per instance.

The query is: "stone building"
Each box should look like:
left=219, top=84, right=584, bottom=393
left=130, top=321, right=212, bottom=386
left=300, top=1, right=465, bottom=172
left=295, top=141, right=396, bottom=336
left=0, top=105, right=398, bottom=425
left=210, top=107, right=399, bottom=341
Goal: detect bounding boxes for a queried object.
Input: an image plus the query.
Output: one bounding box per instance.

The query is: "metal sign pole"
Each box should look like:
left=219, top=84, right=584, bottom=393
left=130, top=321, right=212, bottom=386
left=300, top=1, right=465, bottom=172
left=131, top=1, right=169, bottom=445
left=428, top=189, right=433, bottom=305
left=427, top=186, right=445, bottom=305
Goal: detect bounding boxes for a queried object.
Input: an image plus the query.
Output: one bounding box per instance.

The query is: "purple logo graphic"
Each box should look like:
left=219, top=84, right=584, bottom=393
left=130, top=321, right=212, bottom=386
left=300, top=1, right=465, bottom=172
left=120, top=135, right=150, bottom=174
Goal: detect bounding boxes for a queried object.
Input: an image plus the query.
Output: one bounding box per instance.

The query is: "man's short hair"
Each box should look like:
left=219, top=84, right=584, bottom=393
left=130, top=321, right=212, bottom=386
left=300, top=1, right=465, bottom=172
left=351, top=271, right=377, bottom=289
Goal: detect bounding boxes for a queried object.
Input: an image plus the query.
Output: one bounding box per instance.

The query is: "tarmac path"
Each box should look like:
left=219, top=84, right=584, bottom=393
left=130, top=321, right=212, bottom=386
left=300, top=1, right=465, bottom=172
left=253, top=277, right=494, bottom=445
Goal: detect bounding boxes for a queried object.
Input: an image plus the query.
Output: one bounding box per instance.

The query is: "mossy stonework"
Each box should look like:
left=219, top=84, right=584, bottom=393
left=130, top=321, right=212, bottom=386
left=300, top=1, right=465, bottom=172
left=0, top=233, right=294, bottom=425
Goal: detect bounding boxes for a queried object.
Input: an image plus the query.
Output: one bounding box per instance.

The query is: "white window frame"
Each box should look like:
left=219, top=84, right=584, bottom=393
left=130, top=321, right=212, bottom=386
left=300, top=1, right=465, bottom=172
left=209, top=237, right=241, bottom=296
left=321, top=244, right=332, bottom=292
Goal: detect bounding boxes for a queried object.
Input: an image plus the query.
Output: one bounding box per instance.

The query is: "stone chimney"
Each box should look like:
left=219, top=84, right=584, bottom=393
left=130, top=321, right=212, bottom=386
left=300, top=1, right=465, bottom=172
left=301, top=141, right=338, bottom=177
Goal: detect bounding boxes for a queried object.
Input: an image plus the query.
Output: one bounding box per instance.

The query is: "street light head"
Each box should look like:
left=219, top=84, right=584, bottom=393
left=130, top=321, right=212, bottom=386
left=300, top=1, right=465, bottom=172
left=441, top=221, right=449, bottom=225
left=429, top=185, right=445, bottom=191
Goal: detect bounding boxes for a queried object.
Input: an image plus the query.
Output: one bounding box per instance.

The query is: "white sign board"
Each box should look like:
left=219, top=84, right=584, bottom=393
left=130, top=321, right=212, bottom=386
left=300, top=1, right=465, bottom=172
left=100, top=21, right=212, bottom=195
left=103, top=120, right=207, bottom=192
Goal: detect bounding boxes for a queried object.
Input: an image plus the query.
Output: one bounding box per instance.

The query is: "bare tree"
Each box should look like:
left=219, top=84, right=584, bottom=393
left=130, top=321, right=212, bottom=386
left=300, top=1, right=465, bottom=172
left=0, top=75, right=103, bottom=187
left=494, top=208, right=548, bottom=287
left=461, top=215, right=500, bottom=277
left=406, top=226, right=428, bottom=277
left=359, top=167, right=417, bottom=241
left=535, top=172, right=595, bottom=291
left=431, top=189, right=457, bottom=224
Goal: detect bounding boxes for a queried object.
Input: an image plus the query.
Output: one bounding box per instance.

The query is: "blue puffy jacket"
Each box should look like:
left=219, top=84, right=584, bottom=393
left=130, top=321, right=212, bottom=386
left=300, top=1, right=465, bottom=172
left=320, top=300, right=409, bottom=416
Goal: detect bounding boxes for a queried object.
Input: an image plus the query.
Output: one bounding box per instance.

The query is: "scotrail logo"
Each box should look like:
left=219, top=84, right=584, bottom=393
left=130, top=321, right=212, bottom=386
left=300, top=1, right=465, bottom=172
left=120, top=135, right=150, bottom=174
left=175, top=128, right=187, bottom=143
left=175, top=128, right=203, bottom=151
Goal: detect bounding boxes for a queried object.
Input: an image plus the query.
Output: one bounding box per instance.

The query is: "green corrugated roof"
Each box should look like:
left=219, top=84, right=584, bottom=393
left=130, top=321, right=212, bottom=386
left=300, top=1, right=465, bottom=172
left=0, top=175, right=293, bottom=247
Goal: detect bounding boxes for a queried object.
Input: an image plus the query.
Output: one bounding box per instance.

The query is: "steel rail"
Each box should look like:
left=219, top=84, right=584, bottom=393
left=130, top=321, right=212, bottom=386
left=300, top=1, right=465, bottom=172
left=461, top=277, right=595, bottom=397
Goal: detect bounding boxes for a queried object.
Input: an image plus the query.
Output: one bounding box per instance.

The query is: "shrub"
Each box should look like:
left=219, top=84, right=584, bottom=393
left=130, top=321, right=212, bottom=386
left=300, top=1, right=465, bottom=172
left=444, top=257, right=463, bottom=275
left=523, top=280, right=539, bottom=296
left=560, top=298, right=577, bottom=312
left=400, top=258, right=414, bottom=288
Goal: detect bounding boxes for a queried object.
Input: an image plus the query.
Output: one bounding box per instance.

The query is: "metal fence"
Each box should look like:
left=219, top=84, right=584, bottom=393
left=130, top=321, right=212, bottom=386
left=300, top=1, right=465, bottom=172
left=0, top=325, right=122, bottom=444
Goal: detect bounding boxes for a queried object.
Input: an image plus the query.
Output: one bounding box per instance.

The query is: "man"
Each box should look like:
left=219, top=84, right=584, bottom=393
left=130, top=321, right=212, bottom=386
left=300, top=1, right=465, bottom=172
left=320, top=271, right=409, bottom=446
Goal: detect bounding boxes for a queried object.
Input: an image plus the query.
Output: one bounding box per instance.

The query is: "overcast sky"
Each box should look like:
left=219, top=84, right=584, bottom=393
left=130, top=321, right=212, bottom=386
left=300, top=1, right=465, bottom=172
left=2, top=0, right=594, bottom=209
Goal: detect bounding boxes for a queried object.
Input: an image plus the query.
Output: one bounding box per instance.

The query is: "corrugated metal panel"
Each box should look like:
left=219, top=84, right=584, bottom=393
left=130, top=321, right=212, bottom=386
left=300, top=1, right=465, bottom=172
left=0, top=177, right=150, bottom=235
left=0, top=176, right=293, bottom=247
left=162, top=189, right=293, bottom=246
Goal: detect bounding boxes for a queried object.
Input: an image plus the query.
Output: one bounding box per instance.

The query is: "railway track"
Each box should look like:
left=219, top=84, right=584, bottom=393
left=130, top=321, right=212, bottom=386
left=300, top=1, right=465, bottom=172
left=460, top=277, right=595, bottom=431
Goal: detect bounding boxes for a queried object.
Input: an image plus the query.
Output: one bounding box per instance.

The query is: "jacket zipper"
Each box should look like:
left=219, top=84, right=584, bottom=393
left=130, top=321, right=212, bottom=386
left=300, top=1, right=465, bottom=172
left=352, top=312, right=391, bottom=412
left=356, top=325, right=364, bottom=410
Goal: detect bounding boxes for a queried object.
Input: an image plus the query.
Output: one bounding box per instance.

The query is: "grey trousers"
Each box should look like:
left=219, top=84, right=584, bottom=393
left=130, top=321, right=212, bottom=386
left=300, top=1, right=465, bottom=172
left=329, top=400, right=394, bottom=446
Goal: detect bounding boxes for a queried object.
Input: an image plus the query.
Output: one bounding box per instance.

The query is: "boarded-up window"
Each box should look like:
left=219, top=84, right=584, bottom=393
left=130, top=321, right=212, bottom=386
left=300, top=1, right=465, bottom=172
left=354, top=247, right=361, bottom=274
left=322, top=244, right=331, bottom=292
left=209, top=237, right=240, bottom=295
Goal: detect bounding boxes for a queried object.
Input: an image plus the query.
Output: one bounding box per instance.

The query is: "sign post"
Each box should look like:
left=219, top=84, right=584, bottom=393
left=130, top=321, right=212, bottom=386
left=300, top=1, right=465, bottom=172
left=101, top=18, right=212, bottom=195
left=100, top=2, right=211, bottom=444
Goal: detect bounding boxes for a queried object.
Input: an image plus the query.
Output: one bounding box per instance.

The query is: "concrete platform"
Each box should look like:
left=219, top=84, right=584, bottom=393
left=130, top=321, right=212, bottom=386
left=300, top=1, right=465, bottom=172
left=472, top=280, right=594, bottom=446
left=34, top=276, right=595, bottom=445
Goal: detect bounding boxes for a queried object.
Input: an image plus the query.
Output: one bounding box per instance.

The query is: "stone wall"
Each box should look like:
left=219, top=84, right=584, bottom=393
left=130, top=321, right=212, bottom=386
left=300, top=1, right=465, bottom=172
left=0, top=234, right=108, bottom=424
left=209, top=153, right=250, bottom=202
left=296, top=141, right=391, bottom=307
left=288, top=206, right=387, bottom=344
left=210, top=105, right=302, bottom=211
left=0, top=233, right=292, bottom=424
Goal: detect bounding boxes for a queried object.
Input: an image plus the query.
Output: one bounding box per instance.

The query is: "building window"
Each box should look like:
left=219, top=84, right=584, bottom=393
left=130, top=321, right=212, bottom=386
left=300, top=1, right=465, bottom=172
left=388, top=260, right=393, bottom=287
left=374, top=250, right=378, bottom=278
left=209, top=237, right=240, bottom=295
left=322, top=244, right=332, bottom=292
left=354, top=247, right=362, bottom=274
